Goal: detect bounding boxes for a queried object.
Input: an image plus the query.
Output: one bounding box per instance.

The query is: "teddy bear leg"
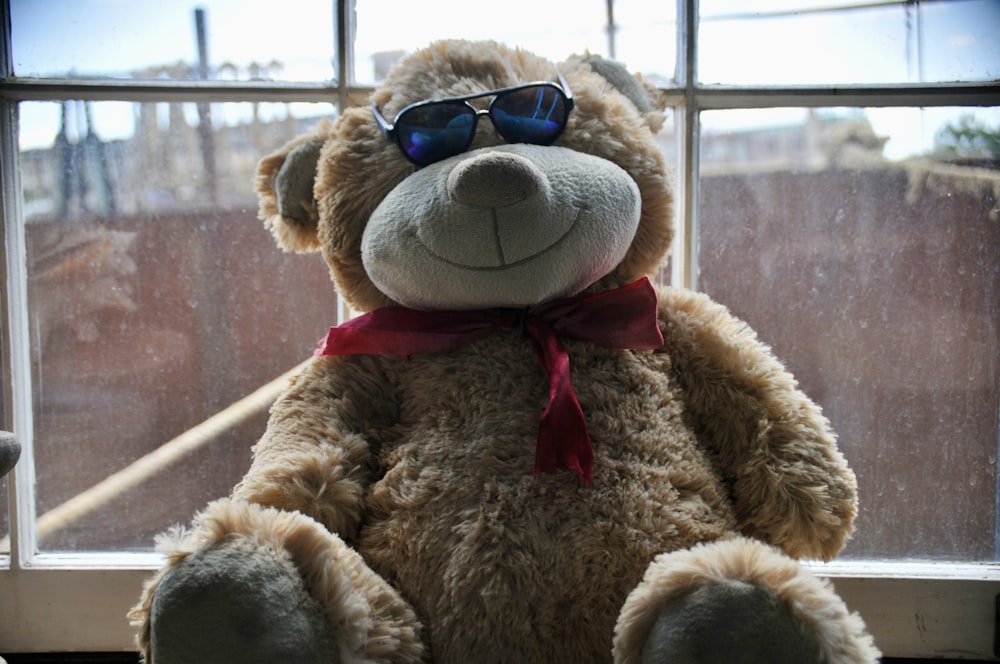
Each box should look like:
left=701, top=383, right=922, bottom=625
left=131, top=498, right=426, bottom=664
left=150, top=546, right=332, bottom=664
left=613, top=537, right=880, bottom=664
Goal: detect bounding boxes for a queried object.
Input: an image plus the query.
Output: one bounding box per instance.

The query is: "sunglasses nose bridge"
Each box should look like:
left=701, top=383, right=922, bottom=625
left=472, top=106, right=492, bottom=127
left=470, top=106, right=504, bottom=144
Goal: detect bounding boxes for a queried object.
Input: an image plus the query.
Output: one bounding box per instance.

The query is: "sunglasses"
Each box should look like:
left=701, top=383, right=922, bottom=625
left=372, top=73, right=574, bottom=166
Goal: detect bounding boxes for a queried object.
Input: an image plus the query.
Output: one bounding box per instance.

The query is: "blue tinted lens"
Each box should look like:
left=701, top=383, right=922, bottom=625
left=491, top=85, right=568, bottom=145
left=396, top=102, right=476, bottom=165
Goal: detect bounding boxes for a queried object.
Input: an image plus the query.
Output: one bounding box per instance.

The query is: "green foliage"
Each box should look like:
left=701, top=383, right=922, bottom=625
left=933, top=115, right=1000, bottom=160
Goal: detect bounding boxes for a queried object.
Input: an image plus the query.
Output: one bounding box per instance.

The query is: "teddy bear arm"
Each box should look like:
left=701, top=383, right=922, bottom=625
left=232, top=358, right=392, bottom=542
left=658, top=288, right=858, bottom=560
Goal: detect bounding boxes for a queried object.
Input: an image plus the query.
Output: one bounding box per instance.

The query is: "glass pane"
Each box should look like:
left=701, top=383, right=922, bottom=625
left=10, top=0, right=335, bottom=82
left=699, top=106, right=1000, bottom=560
left=0, top=314, right=7, bottom=556
left=20, top=100, right=340, bottom=552
left=654, top=108, right=678, bottom=285
left=700, top=0, right=1000, bottom=85
left=0, top=474, right=7, bottom=556
left=353, top=0, right=676, bottom=86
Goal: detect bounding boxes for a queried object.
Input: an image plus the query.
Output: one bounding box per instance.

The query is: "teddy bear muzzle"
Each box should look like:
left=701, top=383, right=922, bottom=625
left=361, top=144, right=643, bottom=310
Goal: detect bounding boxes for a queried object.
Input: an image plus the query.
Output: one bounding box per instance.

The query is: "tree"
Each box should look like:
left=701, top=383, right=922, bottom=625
left=933, top=115, right=1000, bottom=163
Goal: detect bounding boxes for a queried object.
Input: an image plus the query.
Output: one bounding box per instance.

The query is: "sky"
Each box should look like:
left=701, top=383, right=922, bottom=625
left=9, top=0, right=1000, bottom=157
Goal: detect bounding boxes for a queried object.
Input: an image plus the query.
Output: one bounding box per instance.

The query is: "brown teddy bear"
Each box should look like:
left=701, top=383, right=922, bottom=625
left=130, top=40, right=879, bottom=663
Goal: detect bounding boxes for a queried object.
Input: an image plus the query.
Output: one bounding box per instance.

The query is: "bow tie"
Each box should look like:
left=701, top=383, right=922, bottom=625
left=316, top=277, right=664, bottom=484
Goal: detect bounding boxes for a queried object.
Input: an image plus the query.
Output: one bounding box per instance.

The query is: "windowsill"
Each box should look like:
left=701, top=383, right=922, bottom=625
left=1, top=556, right=998, bottom=658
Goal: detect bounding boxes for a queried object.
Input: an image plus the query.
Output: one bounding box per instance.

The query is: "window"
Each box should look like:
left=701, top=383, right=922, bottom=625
left=2, top=0, right=998, bottom=657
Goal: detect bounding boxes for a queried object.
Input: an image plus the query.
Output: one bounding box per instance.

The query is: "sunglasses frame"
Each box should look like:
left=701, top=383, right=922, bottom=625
left=372, top=72, right=575, bottom=166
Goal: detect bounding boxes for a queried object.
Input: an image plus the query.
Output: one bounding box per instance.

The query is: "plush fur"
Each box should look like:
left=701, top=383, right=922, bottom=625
left=131, top=40, right=878, bottom=663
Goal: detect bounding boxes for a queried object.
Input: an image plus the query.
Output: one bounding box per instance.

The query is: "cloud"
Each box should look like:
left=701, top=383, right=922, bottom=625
left=947, top=34, right=976, bottom=49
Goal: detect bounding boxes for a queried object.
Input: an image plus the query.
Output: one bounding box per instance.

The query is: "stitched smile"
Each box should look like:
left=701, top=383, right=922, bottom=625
left=419, top=205, right=585, bottom=271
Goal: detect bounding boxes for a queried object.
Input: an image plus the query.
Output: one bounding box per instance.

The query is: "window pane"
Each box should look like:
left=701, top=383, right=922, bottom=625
left=353, top=0, right=676, bottom=85
left=10, top=0, right=334, bottom=82
left=20, top=100, right=339, bottom=551
left=0, top=313, right=7, bottom=556
left=699, top=0, right=1000, bottom=85
left=699, top=106, right=1000, bottom=560
left=0, top=477, right=7, bottom=556
left=654, top=108, right=678, bottom=285
left=611, top=0, right=678, bottom=85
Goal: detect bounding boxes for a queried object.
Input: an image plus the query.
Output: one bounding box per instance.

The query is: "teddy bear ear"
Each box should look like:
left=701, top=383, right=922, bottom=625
left=579, top=55, right=669, bottom=133
left=255, top=122, right=331, bottom=253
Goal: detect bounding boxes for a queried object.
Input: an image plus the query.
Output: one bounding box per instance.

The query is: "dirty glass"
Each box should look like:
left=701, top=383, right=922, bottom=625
left=699, top=0, right=1000, bottom=85
left=0, top=473, right=7, bottom=556
left=0, top=477, right=7, bottom=557
left=9, top=0, right=335, bottom=82
left=699, top=106, right=1000, bottom=560
left=5, top=0, right=682, bottom=556
left=0, top=324, right=7, bottom=556
left=353, top=0, right=677, bottom=85
left=17, top=100, right=339, bottom=552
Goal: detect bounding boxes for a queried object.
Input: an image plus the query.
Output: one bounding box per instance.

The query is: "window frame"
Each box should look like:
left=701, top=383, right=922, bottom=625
left=2, top=0, right=999, bottom=657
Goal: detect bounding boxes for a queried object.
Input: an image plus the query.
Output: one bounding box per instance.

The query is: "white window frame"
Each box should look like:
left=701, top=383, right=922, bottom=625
left=1, top=0, right=999, bottom=657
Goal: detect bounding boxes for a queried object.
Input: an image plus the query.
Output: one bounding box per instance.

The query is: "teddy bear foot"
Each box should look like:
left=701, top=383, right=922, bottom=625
left=133, top=499, right=428, bottom=663
left=640, top=579, right=821, bottom=664
left=615, top=538, right=880, bottom=664
left=150, top=547, right=332, bottom=664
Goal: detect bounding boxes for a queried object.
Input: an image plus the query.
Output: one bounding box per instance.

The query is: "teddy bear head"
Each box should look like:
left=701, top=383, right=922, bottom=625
left=257, top=40, right=672, bottom=313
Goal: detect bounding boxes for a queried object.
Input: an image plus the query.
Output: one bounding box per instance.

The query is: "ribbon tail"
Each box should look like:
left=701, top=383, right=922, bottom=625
left=315, top=308, right=503, bottom=357
left=527, top=321, right=594, bottom=484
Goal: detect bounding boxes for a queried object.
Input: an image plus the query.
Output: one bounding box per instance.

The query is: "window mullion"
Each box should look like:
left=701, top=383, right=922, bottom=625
left=0, top=97, right=37, bottom=568
left=0, top=78, right=355, bottom=104
left=695, top=82, right=1000, bottom=110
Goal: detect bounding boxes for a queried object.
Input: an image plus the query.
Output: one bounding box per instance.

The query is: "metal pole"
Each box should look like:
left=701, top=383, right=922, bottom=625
left=606, top=0, right=617, bottom=60
left=336, top=0, right=355, bottom=108
left=672, top=0, right=700, bottom=291
left=194, top=7, right=218, bottom=206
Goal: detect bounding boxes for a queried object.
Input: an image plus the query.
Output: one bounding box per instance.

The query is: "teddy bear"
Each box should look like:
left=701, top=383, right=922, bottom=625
left=130, top=40, right=880, bottom=663
left=0, top=431, right=19, bottom=481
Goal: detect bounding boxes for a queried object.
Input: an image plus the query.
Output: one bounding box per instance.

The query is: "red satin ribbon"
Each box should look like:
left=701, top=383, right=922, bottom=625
left=316, top=278, right=664, bottom=483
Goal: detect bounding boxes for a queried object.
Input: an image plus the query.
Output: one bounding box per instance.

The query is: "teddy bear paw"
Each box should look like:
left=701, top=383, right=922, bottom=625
left=0, top=430, right=20, bottom=478
left=640, top=580, right=821, bottom=664
left=150, top=547, right=332, bottom=664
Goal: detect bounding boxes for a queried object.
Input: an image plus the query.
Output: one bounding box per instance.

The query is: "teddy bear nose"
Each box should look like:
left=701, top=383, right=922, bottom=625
left=447, top=151, right=545, bottom=208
